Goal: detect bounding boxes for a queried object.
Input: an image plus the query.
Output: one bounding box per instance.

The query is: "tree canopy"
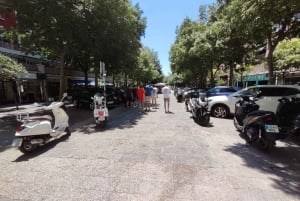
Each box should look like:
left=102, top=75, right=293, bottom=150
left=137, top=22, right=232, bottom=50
left=274, top=38, right=300, bottom=71
left=0, top=54, right=27, bottom=80
left=169, top=0, right=300, bottom=86
left=2, top=0, right=147, bottom=96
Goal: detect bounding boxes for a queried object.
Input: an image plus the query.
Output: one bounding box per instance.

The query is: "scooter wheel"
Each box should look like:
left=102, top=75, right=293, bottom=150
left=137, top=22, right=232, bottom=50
left=196, top=113, right=210, bottom=126
left=19, top=139, right=38, bottom=154
left=258, top=132, right=271, bottom=151
left=65, top=127, right=71, bottom=136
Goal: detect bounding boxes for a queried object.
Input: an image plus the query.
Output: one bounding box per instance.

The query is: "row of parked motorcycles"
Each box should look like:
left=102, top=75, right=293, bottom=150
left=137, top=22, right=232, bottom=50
left=12, top=92, right=108, bottom=154
left=185, top=91, right=300, bottom=150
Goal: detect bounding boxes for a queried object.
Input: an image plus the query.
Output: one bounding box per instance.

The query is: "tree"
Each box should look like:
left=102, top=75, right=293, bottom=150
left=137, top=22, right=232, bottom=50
left=221, top=0, right=300, bottom=84
left=274, top=38, right=300, bottom=71
left=170, top=18, right=211, bottom=87
left=3, top=0, right=84, bottom=97
left=134, top=47, right=163, bottom=84
left=274, top=38, right=300, bottom=82
left=3, top=0, right=146, bottom=95
left=0, top=54, right=27, bottom=80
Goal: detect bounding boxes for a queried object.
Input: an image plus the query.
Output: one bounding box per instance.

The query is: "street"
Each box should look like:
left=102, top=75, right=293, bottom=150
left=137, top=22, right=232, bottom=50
left=0, top=94, right=300, bottom=201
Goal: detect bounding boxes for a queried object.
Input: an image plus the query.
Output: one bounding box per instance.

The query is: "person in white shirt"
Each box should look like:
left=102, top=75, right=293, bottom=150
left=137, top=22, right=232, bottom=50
left=151, top=86, right=158, bottom=107
left=161, top=85, right=171, bottom=113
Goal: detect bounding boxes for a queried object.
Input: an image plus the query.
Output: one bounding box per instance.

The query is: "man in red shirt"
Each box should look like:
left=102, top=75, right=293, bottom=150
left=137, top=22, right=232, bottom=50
left=137, top=84, right=145, bottom=112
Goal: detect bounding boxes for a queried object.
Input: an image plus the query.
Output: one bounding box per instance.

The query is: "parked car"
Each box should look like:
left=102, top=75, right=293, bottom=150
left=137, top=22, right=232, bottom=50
left=206, top=86, right=240, bottom=97
left=69, top=86, right=123, bottom=109
left=208, top=85, right=300, bottom=118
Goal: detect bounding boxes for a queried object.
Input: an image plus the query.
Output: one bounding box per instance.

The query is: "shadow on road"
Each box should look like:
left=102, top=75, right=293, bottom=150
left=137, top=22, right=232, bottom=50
left=72, top=106, right=151, bottom=135
left=12, top=134, right=71, bottom=162
left=224, top=141, right=300, bottom=196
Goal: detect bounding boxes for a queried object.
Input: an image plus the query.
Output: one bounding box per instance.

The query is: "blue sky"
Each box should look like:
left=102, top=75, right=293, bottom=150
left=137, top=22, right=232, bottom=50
left=131, top=0, right=216, bottom=76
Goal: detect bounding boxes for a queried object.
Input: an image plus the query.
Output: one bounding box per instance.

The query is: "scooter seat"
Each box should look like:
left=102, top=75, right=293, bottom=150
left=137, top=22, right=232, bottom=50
left=28, top=115, right=53, bottom=121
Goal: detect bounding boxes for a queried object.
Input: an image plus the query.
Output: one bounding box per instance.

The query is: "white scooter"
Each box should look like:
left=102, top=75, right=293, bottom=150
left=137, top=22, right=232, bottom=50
left=12, top=93, right=71, bottom=153
left=92, top=92, right=109, bottom=127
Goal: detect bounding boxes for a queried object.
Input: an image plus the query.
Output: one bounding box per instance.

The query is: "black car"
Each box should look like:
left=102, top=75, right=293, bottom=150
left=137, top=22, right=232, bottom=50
left=69, top=86, right=123, bottom=109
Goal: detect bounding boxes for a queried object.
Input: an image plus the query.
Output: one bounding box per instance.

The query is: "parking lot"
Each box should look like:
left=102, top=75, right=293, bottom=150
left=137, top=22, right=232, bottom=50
left=0, top=93, right=300, bottom=201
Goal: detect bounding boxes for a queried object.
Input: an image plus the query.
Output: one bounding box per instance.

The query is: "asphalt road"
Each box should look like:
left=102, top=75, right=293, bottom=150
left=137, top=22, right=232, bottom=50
left=0, top=94, right=300, bottom=201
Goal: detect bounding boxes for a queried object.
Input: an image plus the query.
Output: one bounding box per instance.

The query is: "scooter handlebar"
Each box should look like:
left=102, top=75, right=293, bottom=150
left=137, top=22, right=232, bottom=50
left=46, top=101, right=64, bottom=110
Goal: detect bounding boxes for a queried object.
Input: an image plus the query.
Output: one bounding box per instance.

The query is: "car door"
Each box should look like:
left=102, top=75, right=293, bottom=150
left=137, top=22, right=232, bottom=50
left=255, top=87, right=300, bottom=113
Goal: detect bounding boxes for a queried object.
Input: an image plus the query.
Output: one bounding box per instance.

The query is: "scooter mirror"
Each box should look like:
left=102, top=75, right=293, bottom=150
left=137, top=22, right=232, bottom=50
left=60, top=93, right=68, bottom=102
left=255, top=90, right=263, bottom=98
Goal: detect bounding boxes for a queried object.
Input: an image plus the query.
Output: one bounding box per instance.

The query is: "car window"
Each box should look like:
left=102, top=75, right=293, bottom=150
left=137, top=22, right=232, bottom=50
left=221, top=88, right=237, bottom=93
left=259, top=87, right=298, bottom=96
left=282, top=88, right=300, bottom=96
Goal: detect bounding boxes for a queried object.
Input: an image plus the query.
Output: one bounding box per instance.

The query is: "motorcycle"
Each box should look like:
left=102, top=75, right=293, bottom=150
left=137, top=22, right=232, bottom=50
left=92, top=92, right=109, bottom=127
left=233, top=93, right=281, bottom=150
left=276, top=97, right=300, bottom=136
left=12, top=93, right=71, bottom=154
left=189, top=92, right=210, bottom=126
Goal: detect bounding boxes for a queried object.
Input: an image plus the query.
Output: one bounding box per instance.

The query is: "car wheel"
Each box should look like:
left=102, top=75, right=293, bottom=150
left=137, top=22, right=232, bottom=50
left=211, top=105, right=229, bottom=118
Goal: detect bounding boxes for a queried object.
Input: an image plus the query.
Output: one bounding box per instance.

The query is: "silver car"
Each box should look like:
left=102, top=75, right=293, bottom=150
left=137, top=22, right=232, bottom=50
left=208, top=85, right=300, bottom=118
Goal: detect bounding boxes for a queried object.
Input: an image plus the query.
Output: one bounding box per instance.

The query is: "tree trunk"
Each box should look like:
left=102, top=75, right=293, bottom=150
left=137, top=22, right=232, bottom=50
left=59, top=54, right=65, bottom=99
left=229, top=62, right=234, bottom=86
left=266, top=34, right=275, bottom=84
left=210, top=65, right=214, bottom=87
left=84, top=70, right=88, bottom=87
left=95, top=64, right=99, bottom=88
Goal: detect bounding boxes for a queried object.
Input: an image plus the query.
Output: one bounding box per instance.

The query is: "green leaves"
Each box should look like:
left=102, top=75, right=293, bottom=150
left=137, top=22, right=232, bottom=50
left=274, top=38, right=300, bottom=70
left=134, top=47, right=163, bottom=84
left=0, top=54, right=27, bottom=80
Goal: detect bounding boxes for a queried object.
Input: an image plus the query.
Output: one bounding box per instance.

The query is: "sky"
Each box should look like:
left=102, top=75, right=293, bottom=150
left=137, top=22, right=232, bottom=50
left=131, top=0, right=216, bottom=76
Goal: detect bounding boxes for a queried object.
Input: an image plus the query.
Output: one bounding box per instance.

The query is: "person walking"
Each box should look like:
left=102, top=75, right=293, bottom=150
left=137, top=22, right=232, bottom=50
left=144, top=84, right=153, bottom=111
left=125, top=85, right=133, bottom=108
left=137, top=84, right=145, bottom=112
left=162, top=85, right=171, bottom=113
left=151, top=86, right=158, bottom=108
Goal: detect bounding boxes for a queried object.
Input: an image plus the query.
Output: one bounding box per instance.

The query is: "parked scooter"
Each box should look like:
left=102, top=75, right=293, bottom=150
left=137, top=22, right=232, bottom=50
left=233, top=93, right=281, bottom=150
left=92, top=92, right=109, bottom=126
left=276, top=97, right=300, bottom=136
left=189, top=92, right=210, bottom=126
left=12, top=93, right=71, bottom=154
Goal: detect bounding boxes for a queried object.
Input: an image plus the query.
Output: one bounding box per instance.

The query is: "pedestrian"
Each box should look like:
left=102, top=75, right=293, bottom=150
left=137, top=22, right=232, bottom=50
left=10, top=76, right=20, bottom=110
left=162, top=85, right=171, bottom=113
left=137, top=84, right=145, bottom=112
left=144, top=84, right=153, bottom=111
left=151, top=86, right=158, bottom=108
left=125, top=85, right=133, bottom=108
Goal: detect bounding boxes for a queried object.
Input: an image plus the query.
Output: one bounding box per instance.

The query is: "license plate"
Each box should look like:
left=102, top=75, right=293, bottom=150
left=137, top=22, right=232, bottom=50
left=98, top=110, right=105, bottom=116
left=107, top=101, right=114, bottom=104
left=265, top=124, right=279, bottom=133
left=12, top=138, right=23, bottom=147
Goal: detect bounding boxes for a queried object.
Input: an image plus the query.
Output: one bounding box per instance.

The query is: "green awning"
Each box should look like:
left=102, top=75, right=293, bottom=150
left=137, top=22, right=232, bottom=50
left=244, top=73, right=268, bottom=81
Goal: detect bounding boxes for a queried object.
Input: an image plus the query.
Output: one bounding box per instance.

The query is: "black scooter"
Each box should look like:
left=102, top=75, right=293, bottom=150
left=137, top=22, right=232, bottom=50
left=233, top=93, right=281, bottom=150
left=276, top=97, right=300, bottom=136
left=188, top=93, right=210, bottom=126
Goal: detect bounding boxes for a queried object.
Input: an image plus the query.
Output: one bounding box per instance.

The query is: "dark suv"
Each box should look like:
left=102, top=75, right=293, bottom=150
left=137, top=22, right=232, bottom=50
left=69, top=86, right=124, bottom=109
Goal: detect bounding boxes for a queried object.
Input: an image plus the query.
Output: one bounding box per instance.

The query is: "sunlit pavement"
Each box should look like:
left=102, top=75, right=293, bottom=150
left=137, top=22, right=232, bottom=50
left=0, top=93, right=300, bottom=201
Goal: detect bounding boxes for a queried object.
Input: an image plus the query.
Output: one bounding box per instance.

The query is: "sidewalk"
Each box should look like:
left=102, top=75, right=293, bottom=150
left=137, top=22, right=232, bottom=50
left=0, top=102, right=46, bottom=118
